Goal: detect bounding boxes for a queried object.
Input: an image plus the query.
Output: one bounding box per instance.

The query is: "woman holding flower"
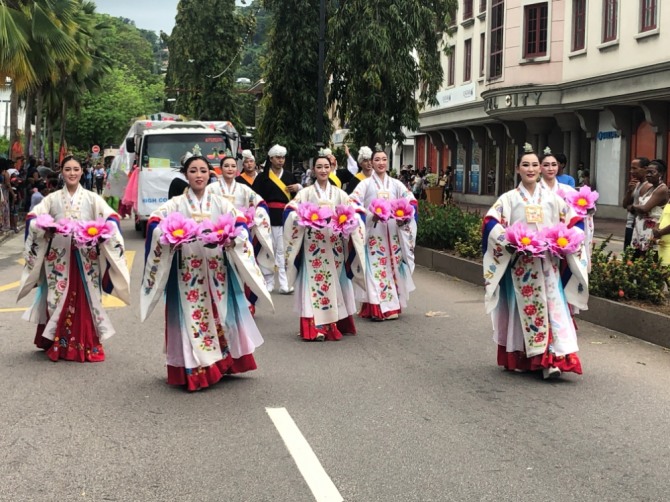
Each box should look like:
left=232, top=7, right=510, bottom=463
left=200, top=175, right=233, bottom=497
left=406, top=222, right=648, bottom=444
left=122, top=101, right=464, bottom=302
left=207, top=156, right=274, bottom=315
left=540, top=149, right=597, bottom=270
left=140, top=155, right=271, bottom=391
left=283, top=155, right=366, bottom=341
left=349, top=150, right=417, bottom=321
left=17, top=155, right=130, bottom=362
left=482, top=146, right=588, bottom=379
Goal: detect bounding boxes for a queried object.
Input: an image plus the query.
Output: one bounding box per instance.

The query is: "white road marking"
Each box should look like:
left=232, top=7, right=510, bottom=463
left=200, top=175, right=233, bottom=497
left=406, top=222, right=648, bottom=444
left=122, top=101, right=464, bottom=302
left=266, top=407, right=343, bottom=502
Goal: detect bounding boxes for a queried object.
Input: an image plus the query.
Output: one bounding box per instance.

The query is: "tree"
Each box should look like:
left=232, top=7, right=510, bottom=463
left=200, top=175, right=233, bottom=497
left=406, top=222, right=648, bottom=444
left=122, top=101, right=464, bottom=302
left=258, top=0, right=330, bottom=163
left=65, top=68, right=162, bottom=148
left=327, top=0, right=456, bottom=147
left=164, top=0, right=249, bottom=128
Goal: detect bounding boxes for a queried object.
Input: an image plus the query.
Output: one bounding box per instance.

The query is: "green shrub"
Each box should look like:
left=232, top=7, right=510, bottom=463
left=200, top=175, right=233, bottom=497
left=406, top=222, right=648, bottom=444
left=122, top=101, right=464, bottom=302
left=589, top=240, right=670, bottom=304
left=417, top=200, right=482, bottom=254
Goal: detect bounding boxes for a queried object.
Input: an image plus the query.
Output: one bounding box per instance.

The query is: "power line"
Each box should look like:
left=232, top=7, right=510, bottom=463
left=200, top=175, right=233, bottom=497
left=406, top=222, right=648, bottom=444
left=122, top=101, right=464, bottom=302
left=206, top=4, right=262, bottom=79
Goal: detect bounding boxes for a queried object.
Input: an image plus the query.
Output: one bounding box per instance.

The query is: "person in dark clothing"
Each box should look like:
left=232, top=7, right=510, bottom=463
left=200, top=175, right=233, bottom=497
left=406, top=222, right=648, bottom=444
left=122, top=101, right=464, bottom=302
left=344, top=145, right=373, bottom=194
left=252, top=144, right=301, bottom=293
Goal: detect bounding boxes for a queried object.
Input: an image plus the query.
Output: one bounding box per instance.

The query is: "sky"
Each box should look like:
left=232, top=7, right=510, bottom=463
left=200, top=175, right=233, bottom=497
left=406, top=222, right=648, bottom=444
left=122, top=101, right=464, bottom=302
left=93, top=0, right=247, bottom=34
left=93, top=0, right=180, bottom=34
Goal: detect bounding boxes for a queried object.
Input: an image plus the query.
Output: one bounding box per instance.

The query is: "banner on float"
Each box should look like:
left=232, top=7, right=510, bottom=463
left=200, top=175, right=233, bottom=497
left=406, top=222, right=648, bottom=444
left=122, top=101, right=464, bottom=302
left=137, top=169, right=182, bottom=217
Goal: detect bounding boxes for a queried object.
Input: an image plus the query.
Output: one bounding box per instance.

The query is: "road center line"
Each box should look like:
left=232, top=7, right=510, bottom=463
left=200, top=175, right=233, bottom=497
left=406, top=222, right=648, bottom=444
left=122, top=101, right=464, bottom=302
left=266, top=407, right=343, bottom=502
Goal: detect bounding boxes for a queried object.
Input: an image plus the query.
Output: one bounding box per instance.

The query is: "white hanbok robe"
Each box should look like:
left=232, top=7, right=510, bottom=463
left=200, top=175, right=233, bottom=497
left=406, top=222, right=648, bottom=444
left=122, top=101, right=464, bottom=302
left=206, top=178, right=274, bottom=272
left=18, top=186, right=130, bottom=358
left=483, top=184, right=589, bottom=373
left=140, top=191, right=272, bottom=391
left=541, top=179, right=595, bottom=271
left=283, top=184, right=365, bottom=340
left=349, top=173, right=417, bottom=319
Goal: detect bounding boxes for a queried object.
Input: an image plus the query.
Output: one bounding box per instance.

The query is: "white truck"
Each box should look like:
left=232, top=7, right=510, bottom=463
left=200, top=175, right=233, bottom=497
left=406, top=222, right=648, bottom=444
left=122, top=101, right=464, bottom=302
left=122, top=120, right=239, bottom=233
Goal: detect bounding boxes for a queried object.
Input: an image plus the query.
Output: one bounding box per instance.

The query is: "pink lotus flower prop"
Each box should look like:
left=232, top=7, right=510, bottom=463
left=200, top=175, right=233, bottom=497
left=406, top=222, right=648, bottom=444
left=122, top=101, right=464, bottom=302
left=198, top=214, right=241, bottom=247
left=565, top=186, right=599, bottom=216
left=541, top=223, right=584, bottom=257
left=159, top=213, right=199, bottom=246
left=34, top=214, right=56, bottom=231
left=243, top=207, right=256, bottom=229
left=369, top=198, right=391, bottom=222
left=55, top=218, right=76, bottom=236
left=74, top=218, right=115, bottom=247
left=331, top=205, right=358, bottom=237
left=504, top=221, right=546, bottom=256
left=390, top=198, right=415, bottom=222
left=297, top=202, right=333, bottom=230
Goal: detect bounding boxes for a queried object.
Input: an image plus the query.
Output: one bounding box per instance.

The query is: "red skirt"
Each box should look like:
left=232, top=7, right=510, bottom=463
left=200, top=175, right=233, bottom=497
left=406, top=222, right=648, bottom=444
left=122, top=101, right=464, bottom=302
left=34, top=251, right=105, bottom=362
left=497, top=331, right=582, bottom=375
left=299, top=315, right=356, bottom=341
left=167, top=353, right=257, bottom=392
left=358, top=303, right=401, bottom=321
left=165, top=300, right=257, bottom=392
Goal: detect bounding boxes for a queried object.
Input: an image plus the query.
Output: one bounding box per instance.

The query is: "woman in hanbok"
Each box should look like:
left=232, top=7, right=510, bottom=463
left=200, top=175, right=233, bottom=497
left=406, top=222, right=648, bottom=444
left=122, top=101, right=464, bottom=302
left=17, top=155, right=130, bottom=362
left=207, top=156, right=274, bottom=315
left=540, top=149, right=595, bottom=270
left=141, top=155, right=271, bottom=392
left=482, top=146, right=589, bottom=380
left=283, top=155, right=366, bottom=341
left=349, top=150, right=417, bottom=321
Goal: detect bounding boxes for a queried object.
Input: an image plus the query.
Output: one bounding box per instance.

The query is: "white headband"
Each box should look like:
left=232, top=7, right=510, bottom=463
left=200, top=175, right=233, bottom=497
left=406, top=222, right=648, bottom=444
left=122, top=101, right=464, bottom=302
left=268, top=144, right=287, bottom=157
left=242, top=149, right=255, bottom=161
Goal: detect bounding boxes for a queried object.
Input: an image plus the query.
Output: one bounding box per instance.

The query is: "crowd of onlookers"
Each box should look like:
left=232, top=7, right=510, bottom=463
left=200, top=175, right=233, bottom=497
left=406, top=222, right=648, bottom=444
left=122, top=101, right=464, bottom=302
left=0, top=154, right=108, bottom=234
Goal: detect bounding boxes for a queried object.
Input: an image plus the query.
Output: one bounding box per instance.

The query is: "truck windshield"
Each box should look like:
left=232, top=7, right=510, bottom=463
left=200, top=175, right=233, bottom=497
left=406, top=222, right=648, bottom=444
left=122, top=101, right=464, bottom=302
left=141, top=133, right=229, bottom=168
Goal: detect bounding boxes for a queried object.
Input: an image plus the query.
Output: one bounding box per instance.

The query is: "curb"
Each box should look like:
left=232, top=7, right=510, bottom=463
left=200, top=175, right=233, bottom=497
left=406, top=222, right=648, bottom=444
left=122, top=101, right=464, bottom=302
left=0, top=224, right=24, bottom=247
left=416, top=246, right=670, bottom=350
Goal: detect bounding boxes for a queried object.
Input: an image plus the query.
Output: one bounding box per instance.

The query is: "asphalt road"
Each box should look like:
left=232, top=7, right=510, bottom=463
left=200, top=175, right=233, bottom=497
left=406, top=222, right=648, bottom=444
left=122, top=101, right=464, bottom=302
left=0, top=221, right=669, bottom=502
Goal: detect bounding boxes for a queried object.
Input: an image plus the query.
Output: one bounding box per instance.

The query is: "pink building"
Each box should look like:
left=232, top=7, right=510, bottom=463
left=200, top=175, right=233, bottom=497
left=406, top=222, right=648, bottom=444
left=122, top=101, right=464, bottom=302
left=417, top=0, right=668, bottom=218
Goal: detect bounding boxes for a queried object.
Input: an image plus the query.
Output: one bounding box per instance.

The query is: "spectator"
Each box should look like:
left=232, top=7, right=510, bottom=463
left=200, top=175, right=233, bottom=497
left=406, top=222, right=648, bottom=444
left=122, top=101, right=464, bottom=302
left=29, top=183, right=48, bottom=211
left=555, top=153, right=576, bottom=188
left=94, top=163, right=105, bottom=194
left=630, top=159, right=669, bottom=256
left=622, top=157, right=650, bottom=249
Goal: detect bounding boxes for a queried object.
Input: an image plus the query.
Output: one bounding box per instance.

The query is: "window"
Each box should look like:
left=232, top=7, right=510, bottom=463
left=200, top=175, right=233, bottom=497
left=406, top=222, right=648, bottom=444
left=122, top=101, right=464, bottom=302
left=479, top=33, right=486, bottom=77
left=448, top=46, right=456, bottom=86
left=464, top=0, right=474, bottom=20
left=572, top=0, right=586, bottom=51
left=489, top=0, right=504, bottom=78
left=524, top=3, right=548, bottom=58
left=640, top=0, right=657, bottom=32
left=480, top=0, right=487, bottom=13
left=448, top=4, right=457, bottom=26
left=463, top=39, right=472, bottom=81
left=603, top=0, right=618, bottom=42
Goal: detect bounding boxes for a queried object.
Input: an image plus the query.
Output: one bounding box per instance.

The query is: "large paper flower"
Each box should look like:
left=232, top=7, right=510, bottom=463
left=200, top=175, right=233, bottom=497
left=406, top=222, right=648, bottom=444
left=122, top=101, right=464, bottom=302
left=198, top=214, right=241, bottom=247
left=331, top=204, right=358, bottom=237
left=504, top=221, right=546, bottom=256
left=34, top=214, right=56, bottom=231
left=369, top=198, right=391, bottom=222
left=244, top=207, right=256, bottom=229
left=74, top=219, right=115, bottom=247
left=159, top=213, right=199, bottom=246
left=565, top=186, right=599, bottom=216
left=55, top=218, right=76, bottom=236
left=297, top=202, right=333, bottom=230
left=390, top=198, right=415, bottom=222
left=541, top=223, right=584, bottom=257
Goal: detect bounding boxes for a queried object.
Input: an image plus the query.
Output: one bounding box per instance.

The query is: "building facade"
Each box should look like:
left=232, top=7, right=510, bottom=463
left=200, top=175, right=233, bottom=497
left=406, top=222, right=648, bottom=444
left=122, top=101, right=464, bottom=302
left=417, top=0, right=668, bottom=218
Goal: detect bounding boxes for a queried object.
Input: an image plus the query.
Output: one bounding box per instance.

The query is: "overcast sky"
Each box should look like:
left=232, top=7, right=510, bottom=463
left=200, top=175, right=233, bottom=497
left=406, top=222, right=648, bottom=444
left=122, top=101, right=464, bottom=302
left=93, top=0, right=179, bottom=34
left=93, top=0, right=247, bottom=34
